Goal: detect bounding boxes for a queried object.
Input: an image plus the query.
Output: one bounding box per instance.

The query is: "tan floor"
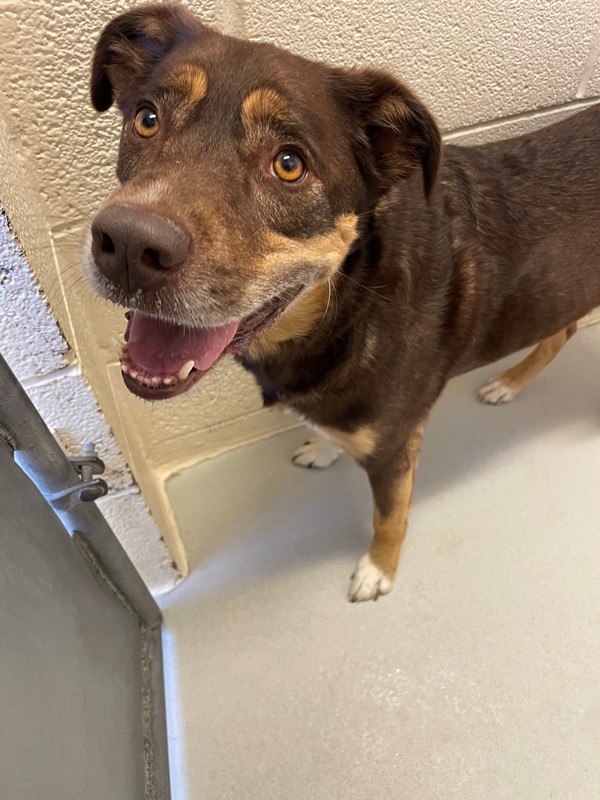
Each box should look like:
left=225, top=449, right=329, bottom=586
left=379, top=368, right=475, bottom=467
left=160, top=326, right=600, bottom=800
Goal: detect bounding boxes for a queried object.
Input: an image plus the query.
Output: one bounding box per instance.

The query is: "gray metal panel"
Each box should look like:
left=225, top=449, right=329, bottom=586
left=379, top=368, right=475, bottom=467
left=0, top=353, right=170, bottom=799
left=0, top=440, right=146, bottom=799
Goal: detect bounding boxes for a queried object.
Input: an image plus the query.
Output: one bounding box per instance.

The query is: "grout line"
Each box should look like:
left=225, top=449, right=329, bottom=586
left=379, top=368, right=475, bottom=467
left=443, top=96, right=600, bottom=141
left=232, top=0, right=247, bottom=36
left=50, top=217, right=87, bottom=236
left=214, top=0, right=246, bottom=36
left=576, top=27, right=600, bottom=98
left=97, top=485, right=140, bottom=502
left=20, top=362, right=81, bottom=390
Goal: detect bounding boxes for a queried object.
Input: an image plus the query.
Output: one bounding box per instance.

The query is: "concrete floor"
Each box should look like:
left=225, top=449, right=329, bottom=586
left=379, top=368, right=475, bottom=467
left=160, top=327, right=600, bottom=800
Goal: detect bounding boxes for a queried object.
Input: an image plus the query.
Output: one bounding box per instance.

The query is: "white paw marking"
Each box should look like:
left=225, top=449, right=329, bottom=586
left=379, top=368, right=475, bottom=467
left=292, top=437, right=342, bottom=469
left=348, top=554, right=393, bottom=603
left=478, top=377, right=518, bottom=405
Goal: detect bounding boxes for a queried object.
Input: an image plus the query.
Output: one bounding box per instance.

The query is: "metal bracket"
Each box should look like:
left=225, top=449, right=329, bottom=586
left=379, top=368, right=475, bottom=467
left=0, top=424, right=16, bottom=454
left=47, top=442, right=109, bottom=510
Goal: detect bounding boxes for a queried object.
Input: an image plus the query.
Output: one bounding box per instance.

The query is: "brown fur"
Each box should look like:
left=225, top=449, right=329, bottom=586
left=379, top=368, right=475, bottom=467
left=318, top=424, right=378, bottom=462
left=258, top=213, right=358, bottom=276
left=88, top=3, right=600, bottom=601
left=250, top=281, right=332, bottom=360
left=481, top=323, right=577, bottom=402
left=369, top=423, right=423, bottom=580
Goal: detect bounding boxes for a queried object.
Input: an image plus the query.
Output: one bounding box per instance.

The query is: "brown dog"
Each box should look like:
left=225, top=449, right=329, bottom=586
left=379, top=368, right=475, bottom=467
left=85, top=2, right=600, bottom=601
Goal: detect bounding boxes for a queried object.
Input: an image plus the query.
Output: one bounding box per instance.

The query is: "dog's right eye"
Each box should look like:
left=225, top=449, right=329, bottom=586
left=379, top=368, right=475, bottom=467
left=133, top=108, right=160, bottom=139
left=272, top=150, right=306, bottom=182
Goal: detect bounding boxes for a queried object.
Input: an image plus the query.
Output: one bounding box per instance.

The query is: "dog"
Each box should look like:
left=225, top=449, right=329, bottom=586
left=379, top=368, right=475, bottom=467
left=85, top=2, right=600, bottom=602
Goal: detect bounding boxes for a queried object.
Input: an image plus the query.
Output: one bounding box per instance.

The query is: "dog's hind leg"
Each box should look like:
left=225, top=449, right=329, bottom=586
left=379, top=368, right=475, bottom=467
left=478, top=323, right=577, bottom=405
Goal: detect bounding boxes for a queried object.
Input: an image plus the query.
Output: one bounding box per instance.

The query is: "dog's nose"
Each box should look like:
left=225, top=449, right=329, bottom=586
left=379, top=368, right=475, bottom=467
left=91, top=204, right=192, bottom=292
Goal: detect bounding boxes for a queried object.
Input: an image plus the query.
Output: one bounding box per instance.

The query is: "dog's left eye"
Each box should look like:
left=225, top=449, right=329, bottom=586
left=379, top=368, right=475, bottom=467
left=272, top=150, right=306, bottom=182
left=133, top=108, right=160, bottom=138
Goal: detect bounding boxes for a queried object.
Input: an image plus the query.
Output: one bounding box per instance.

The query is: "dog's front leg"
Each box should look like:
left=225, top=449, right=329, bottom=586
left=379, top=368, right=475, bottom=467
left=348, top=423, right=425, bottom=603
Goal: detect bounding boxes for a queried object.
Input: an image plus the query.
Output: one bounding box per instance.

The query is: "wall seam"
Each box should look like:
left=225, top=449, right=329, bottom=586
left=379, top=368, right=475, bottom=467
left=444, top=96, right=600, bottom=141
left=576, top=26, right=600, bottom=98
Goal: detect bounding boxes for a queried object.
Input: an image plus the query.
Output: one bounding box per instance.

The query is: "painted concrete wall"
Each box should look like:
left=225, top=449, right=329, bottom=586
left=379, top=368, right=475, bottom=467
left=0, top=0, right=598, bottom=574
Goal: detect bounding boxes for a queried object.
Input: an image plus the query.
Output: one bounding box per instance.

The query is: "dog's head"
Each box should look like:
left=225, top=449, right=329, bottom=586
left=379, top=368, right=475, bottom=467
left=85, top=1, right=441, bottom=399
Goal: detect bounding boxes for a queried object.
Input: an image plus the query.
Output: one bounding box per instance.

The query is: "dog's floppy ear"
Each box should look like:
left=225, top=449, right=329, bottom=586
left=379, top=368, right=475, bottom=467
left=332, top=67, right=442, bottom=201
left=91, top=2, right=202, bottom=112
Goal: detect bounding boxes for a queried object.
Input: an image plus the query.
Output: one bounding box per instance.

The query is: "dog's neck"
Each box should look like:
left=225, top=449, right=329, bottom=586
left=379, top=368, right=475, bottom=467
left=238, top=204, right=403, bottom=415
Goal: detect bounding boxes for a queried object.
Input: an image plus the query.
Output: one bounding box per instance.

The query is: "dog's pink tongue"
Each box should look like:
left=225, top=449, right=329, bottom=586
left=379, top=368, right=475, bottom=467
left=126, top=312, right=239, bottom=375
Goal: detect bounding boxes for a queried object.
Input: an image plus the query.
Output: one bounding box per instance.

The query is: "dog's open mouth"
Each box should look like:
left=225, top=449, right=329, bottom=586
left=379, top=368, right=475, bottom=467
left=115, top=287, right=301, bottom=399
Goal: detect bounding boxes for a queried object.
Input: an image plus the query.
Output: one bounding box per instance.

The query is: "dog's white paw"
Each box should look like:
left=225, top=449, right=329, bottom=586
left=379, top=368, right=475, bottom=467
left=478, top=377, right=518, bottom=405
left=348, top=554, right=393, bottom=603
left=292, top=438, right=342, bottom=469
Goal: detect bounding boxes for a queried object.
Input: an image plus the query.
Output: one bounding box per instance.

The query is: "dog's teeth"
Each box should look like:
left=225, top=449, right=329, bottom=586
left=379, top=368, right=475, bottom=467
left=111, top=336, right=125, bottom=359
left=178, top=360, right=195, bottom=380
left=121, top=363, right=130, bottom=375
left=130, top=370, right=138, bottom=379
left=163, top=376, right=174, bottom=385
left=151, top=377, right=161, bottom=385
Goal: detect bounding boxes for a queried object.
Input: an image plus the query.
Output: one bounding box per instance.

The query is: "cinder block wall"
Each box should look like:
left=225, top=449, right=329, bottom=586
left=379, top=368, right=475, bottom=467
left=0, top=0, right=598, bottom=575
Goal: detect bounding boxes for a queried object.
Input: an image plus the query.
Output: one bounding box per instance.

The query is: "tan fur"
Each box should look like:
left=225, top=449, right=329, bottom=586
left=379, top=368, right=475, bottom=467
left=361, top=330, right=378, bottom=366
left=261, top=213, right=358, bottom=273
left=249, top=214, right=358, bottom=359
left=369, top=425, right=424, bottom=579
left=241, top=88, right=287, bottom=127
left=167, top=64, right=208, bottom=104
left=490, top=323, right=576, bottom=397
left=249, top=281, right=331, bottom=359
left=318, top=424, right=378, bottom=461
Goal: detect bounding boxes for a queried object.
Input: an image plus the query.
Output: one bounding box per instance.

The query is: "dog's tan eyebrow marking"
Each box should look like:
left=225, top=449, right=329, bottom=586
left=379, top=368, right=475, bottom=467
left=241, top=88, right=288, bottom=128
left=166, top=64, right=208, bottom=104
